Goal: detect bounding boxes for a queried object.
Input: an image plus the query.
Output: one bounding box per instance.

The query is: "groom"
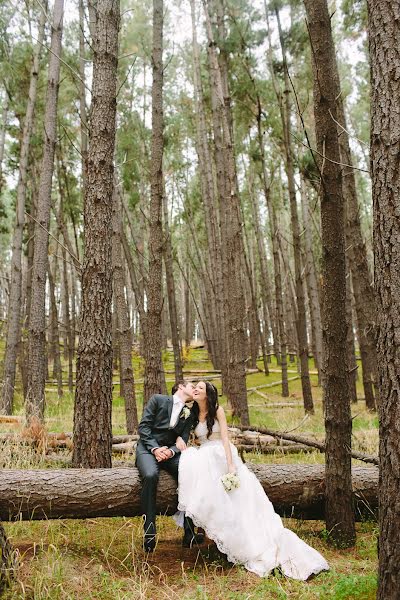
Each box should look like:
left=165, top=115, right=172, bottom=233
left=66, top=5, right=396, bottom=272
left=136, top=379, right=201, bottom=551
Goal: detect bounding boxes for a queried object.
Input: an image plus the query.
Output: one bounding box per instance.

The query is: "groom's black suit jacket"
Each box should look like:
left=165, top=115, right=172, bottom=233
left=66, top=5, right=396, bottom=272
left=137, top=394, right=194, bottom=457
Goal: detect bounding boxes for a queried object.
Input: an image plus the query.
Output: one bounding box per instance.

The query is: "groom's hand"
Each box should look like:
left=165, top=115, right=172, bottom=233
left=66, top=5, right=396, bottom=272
left=153, top=447, right=173, bottom=462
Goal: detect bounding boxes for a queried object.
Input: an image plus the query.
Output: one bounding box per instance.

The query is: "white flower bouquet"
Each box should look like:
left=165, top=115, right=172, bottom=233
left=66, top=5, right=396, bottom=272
left=221, top=472, right=240, bottom=492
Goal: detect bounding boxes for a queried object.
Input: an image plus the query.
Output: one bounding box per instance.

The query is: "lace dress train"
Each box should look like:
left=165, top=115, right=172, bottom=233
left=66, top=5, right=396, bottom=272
left=175, top=421, right=329, bottom=580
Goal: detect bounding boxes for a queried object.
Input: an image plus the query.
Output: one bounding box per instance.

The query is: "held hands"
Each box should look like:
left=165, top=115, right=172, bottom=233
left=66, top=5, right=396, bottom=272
left=176, top=436, right=187, bottom=452
left=153, top=446, right=173, bottom=462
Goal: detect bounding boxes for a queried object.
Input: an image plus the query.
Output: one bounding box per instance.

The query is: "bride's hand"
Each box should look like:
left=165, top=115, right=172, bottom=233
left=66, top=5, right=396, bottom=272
left=228, top=463, right=236, bottom=475
left=176, top=436, right=187, bottom=452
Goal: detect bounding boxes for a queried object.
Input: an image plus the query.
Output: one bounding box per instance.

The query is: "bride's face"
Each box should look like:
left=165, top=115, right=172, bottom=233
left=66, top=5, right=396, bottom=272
left=193, top=381, right=207, bottom=403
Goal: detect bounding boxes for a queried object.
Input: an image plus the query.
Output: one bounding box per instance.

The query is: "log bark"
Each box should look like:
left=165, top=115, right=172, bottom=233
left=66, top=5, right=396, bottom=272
left=0, top=465, right=378, bottom=522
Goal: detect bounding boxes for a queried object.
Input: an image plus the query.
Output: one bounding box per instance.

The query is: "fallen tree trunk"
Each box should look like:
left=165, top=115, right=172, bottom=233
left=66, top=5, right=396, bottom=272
left=0, top=465, right=378, bottom=521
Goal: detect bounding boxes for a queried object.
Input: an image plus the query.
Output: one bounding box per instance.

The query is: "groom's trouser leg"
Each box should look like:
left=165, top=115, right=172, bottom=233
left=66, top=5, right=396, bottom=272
left=136, top=451, right=160, bottom=539
left=160, top=455, right=195, bottom=538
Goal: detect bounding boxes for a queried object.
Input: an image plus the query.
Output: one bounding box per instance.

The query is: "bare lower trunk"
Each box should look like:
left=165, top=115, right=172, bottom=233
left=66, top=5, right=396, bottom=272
left=26, top=0, right=64, bottom=423
left=72, top=0, right=120, bottom=468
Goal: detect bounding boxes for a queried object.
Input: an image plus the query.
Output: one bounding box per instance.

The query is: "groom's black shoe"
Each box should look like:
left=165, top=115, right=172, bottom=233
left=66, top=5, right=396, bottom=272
left=182, top=532, right=205, bottom=548
left=143, top=535, right=156, bottom=552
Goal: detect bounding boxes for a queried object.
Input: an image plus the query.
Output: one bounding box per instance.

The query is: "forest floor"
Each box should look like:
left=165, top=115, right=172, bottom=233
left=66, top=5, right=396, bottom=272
left=0, top=346, right=378, bottom=599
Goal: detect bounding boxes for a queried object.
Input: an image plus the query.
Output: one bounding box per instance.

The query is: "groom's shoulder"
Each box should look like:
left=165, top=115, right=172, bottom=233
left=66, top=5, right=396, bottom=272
left=150, top=394, right=172, bottom=404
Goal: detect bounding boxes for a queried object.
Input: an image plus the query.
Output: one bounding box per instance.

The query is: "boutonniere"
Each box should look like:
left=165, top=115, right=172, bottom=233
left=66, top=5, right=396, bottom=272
left=181, top=406, right=191, bottom=420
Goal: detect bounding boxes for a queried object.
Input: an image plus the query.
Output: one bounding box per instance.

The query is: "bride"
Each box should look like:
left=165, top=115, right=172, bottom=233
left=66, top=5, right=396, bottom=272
left=174, top=380, right=329, bottom=580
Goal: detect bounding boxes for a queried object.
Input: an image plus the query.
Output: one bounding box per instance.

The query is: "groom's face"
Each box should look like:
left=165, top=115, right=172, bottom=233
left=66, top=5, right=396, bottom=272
left=180, top=381, right=194, bottom=401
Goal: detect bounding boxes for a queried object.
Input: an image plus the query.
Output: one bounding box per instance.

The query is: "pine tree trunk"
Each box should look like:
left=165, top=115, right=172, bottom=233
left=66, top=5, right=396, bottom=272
left=368, top=1, right=400, bottom=596
left=26, top=0, right=64, bottom=423
left=1, top=6, right=47, bottom=415
left=304, top=0, right=355, bottom=547
left=143, top=0, right=167, bottom=402
left=72, top=0, right=120, bottom=468
left=112, top=187, right=138, bottom=434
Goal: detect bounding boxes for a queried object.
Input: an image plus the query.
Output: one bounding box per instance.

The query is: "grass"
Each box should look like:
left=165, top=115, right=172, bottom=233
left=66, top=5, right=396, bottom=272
left=0, top=346, right=378, bottom=598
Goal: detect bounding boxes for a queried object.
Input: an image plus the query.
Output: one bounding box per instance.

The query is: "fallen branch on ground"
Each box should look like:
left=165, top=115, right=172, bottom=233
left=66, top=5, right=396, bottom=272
left=235, top=425, right=379, bottom=466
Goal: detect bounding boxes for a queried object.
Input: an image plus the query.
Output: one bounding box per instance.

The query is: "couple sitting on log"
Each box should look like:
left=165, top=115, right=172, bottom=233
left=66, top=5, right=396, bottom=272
left=136, top=379, right=329, bottom=580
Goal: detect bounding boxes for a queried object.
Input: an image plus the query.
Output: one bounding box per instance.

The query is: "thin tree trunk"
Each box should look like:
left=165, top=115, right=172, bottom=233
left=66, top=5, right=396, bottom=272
left=203, top=0, right=249, bottom=424
left=112, top=187, right=138, bottom=434
left=276, top=8, right=314, bottom=413
left=143, top=0, right=167, bottom=402
left=299, top=177, right=323, bottom=382
left=26, top=0, right=64, bottom=423
left=61, top=247, right=73, bottom=392
left=1, top=5, right=47, bottom=415
left=47, top=259, right=63, bottom=397
left=368, top=1, right=400, bottom=596
left=162, top=194, right=183, bottom=381
left=304, top=0, right=355, bottom=547
left=332, top=45, right=377, bottom=412
left=78, top=0, right=88, bottom=193
left=72, top=0, right=120, bottom=468
left=255, top=115, right=289, bottom=395
left=189, top=0, right=223, bottom=371
left=0, top=94, right=8, bottom=196
left=346, top=271, right=358, bottom=404
left=0, top=522, right=14, bottom=592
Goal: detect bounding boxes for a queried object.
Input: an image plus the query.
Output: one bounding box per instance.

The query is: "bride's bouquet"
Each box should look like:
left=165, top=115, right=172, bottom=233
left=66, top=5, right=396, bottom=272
left=221, top=472, right=240, bottom=492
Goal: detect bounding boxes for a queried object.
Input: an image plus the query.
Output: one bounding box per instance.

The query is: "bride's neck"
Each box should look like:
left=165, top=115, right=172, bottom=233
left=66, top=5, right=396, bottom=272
left=197, top=399, right=207, bottom=416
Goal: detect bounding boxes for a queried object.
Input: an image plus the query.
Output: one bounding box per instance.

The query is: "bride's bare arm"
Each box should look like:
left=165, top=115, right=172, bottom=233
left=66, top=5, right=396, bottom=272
left=216, top=406, right=236, bottom=473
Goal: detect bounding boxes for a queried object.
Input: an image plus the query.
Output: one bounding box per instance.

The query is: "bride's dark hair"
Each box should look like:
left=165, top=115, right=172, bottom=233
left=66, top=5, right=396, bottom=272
left=191, top=381, right=219, bottom=438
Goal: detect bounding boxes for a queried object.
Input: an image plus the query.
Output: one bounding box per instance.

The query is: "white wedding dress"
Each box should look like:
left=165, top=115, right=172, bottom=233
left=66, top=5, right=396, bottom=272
left=175, top=420, right=329, bottom=580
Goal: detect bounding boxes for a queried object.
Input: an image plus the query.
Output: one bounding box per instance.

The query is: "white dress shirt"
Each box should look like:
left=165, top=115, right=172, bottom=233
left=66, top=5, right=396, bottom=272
left=170, top=394, right=185, bottom=428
